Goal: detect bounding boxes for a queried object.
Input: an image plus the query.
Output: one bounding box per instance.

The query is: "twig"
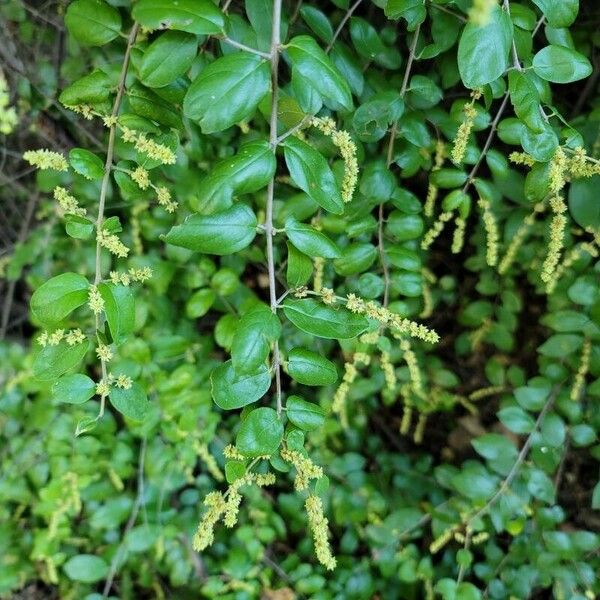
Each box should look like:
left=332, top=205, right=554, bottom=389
left=265, top=0, right=284, bottom=416
left=219, top=35, right=271, bottom=59
left=380, top=23, right=421, bottom=307
left=462, top=90, right=510, bottom=194
left=102, top=437, right=147, bottom=598
left=326, top=0, right=363, bottom=53
left=93, top=23, right=139, bottom=417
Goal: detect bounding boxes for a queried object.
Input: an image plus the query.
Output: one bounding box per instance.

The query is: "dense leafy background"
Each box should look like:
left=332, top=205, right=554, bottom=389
left=1, top=0, right=599, bottom=599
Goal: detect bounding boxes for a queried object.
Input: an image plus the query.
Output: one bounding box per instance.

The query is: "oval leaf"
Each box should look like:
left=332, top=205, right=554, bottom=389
left=211, top=360, right=271, bottom=410
left=164, top=204, right=258, bottom=255
left=236, top=407, right=283, bottom=456
left=31, top=272, right=90, bottom=326
left=283, top=298, right=369, bottom=339
left=287, top=347, right=338, bottom=386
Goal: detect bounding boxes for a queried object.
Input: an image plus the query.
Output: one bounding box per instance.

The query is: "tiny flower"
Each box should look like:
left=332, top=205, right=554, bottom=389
left=130, top=166, right=150, bottom=190
left=96, top=343, right=113, bottom=362
left=23, top=149, right=68, bottom=171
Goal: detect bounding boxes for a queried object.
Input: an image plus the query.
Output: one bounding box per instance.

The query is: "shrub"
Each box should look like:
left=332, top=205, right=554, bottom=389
left=1, top=0, right=599, bottom=598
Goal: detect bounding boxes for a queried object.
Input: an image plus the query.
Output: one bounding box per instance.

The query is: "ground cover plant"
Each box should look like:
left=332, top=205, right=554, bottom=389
left=1, top=0, right=599, bottom=598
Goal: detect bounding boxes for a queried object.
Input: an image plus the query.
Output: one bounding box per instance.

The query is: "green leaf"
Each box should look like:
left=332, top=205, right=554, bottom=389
left=128, top=84, right=183, bottom=129
left=287, top=347, right=337, bottom=386
left=31, top=272, right=89, bottom=326
left=286, top=242, right=313, bottom=287
left=385, top=0, right=427, bottom=28
left=98, top=283, right=135, bottom=345
left=59, top=70, right=112, bottom=107
left=457, top=5, right=512, bottom=89
left=183, top=53, right=270, bottom=133
left=283, top=136, right=344, bottom=214
left=211, top=360, right=271, bottom=410
left=508, top=70, right=545, bottom=133
left=527, top=468, right=555, bottom=504
left=334, top=243, right=378, bottom=276
left=538, top=334, right=582, bottom=357
left=236, top=407, right=283, bottom=457
left=164, top=204, right=258, bottom=255
left=52, top=373, right=95, bottom=405
left=592, top=482, right=600, bottom=510
left=283, top=298, right=369, bottom=339
left=569, top=176, right=600, bottom=229
left=231, top=306, right=281, bottom=374
left=352, top=92, right=404, bottom=142
left=286, top=35, right=353, bottom=111
left=531, top=0, right=579, bottom=28
left=498, top=406, right=535, bottom=434
left=190, top=140, right=276, bottom=214
left=285, top=217, right=340, bottom=258
left=68, top=148, right=104, bottom=181
left=300, top=6, right=333, bottom=43
left=185, top=288, right=216, bottom=319
left=132, top=0, right=225, bottom=35
left=33, top=340, right=90, bottom=381
left=286, top=395, right=325, bottom=431
left=65, top=0, right=121, bottom=46
left=63, top=554, right=109, bottom=583
left=64, top=215, right=94, bottom=240
left=541, top=412, right=566, bottom=448
left=532, top=45, right=592, bottom=84
left=514, top=382, right=551, bottom=411
left=139, top=31, right=198, bottom=88
left=472, top=433, right=517, bottom=461
left=109, top=382, right=150, bottom=421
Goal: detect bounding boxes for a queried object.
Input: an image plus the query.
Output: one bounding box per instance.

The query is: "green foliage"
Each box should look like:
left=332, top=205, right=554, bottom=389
left=1, top=0, right=600, bottom=598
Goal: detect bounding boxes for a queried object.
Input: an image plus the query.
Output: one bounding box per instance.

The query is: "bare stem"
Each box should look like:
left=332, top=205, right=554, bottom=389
left=462, top=90, right=510, bottom=194
left=326, top=0, right=363, bottom=53
left=94, top=22, right=139, bottom=284
left=219, top=35, right=271, bottom=59
left=266, top=0, right=283, bottom=416
left=380, top=23, right=421, bottom=307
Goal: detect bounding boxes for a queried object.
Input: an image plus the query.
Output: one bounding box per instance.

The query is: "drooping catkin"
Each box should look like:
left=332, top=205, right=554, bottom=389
left=498, top=202, right=545, bottom=275
left=451, top=90, right=481, bottom=164
left=451, top=216, right=467, bottom=254
left=547, top=241, right=598, bottom=293
left=311, top=117, right=358, bottom=203
left=424, top=140, right=446, bottom=217
left=305, top=494, right=337, bottom=570
left=541, top=195, right=568, bottom=283
left=570, top=339, right=591, bottom=401
left=421, top=212, right=453, bottom=250
left=478, top=198, right=499, bottom=266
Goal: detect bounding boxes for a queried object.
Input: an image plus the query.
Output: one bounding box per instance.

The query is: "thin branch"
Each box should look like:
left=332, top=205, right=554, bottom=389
left=265, top=0, right=284, bottom=416
left=326, top=0, right=363, bottom=53
left=92, top=23, right=139, bottom=416
left=102, top=437, right=147, bottom=598
left=462, top=90, right=510, bottom=194
left=380, top=23, right=421, bottom=307
left=219, top=35, right=271, bottom=59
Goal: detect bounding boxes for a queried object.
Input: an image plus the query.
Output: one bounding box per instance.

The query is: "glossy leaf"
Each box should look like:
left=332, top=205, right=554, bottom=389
left=287, top=348, right=337, bottom=386
left=286, top=396, right=325, bottom=431
left=184, top=53, right=270, bottom=133
left=283, top=136, right=344, bottom=214
left=283, top=298, right=369, bottom=339
left=132, top=0, right=225, bottom=35
left=457, top=5, right=512, bottom=89
left=236, top=407, right=283, bottom=456
left=65, top=0, right=121, bottom=46
left=31, top=272, right=89, bottom=326
left=98, top=283, right=135, bottom=345
left=52, top=373, right=96, bottom=405
left=533, top=45, right=592, bottom=84
left=211, top=360, right=271, bottom=410
left=139, top=31, right=198, bottom=88
left=109, top=383, right=150, bottom=421
left=164, top=204, right=258, bottom=255
left=286, top=35, right=353, bottom=110
left=285, top=217, right=341, bottom=258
